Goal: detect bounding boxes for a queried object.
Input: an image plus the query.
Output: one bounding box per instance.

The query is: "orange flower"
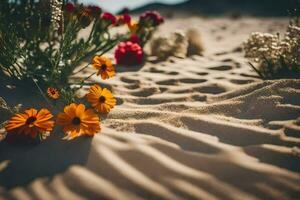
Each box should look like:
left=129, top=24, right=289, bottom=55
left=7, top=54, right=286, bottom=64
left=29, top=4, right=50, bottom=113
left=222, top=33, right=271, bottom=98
left=57, top=103, right=100, bottom=139
left=47, top=87, right=60, bottom=99
left=5, top=108, right=54, bottom=139
left=86, top=84, right=116, bottom=113
left=128, top=19, right=138, bottom=34
left=92, top=55, right=116, bottom=80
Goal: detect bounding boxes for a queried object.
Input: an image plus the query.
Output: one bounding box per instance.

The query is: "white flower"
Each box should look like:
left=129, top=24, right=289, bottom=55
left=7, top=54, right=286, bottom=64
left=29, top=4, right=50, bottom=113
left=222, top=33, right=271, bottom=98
left=244, top=23, right=300, bottom=76
left=50, top=0, right=62, bottom=31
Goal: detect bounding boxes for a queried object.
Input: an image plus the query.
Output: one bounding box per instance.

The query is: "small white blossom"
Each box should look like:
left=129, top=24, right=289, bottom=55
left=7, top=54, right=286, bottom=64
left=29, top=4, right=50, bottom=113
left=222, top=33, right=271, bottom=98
left=244, top=23, right=300, bottom=78
left=50, top=0, right=63, bottom=31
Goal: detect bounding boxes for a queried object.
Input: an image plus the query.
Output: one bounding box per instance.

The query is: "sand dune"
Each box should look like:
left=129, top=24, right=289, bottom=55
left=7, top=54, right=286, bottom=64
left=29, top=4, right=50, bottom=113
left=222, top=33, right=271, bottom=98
left=129, top=0, right=297, bottom=16
left=1, top=17, right=300, bottom=200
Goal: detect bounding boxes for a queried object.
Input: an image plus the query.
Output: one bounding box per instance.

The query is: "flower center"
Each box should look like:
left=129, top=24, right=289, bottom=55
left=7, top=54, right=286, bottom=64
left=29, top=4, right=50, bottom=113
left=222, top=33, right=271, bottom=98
left=26, top=116, right=37, bottom=125
left=101, top=64, right=107, bottom=71
left=51, top=90, right=56, bottom=95
left=72, top=117, right=81, bottom=125
left=99, top=96, right=106, bottom=103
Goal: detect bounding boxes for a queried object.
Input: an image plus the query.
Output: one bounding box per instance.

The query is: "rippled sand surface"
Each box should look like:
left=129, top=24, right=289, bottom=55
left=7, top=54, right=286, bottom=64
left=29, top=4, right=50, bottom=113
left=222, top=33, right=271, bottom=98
left=1, top=16, right=300, bottom=200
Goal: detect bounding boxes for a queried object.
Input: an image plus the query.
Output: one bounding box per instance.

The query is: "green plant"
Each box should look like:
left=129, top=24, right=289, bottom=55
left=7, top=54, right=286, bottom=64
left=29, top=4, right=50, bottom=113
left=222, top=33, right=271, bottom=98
left=0, top=1, right=165, bottom=142
left=0, top=0, right=123, bottom=103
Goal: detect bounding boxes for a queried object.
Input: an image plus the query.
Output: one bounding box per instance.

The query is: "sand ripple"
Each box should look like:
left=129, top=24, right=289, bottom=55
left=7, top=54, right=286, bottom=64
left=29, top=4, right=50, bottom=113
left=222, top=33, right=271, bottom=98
left=1, top=17, right=300, bottom=200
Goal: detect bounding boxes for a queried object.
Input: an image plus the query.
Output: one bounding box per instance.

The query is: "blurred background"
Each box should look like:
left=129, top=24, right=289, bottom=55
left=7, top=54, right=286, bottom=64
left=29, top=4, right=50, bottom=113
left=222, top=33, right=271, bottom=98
left=79, top=0, right=187, bottom=13
left=78, top=0, right=299, bottom=16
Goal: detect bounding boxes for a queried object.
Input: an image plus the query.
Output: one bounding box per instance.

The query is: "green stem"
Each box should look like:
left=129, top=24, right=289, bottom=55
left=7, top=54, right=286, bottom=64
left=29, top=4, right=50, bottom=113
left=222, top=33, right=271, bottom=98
left=52, top=22, right=76, bottom=78
left=77, top=72, right=96, bottom=90
left=249, top=62, right=264, bottom=79
left=86, top=20, right=97, bottom=44
left=31, top=77, right=54, bottom=108
left=72, top=63, right=90, bottom=75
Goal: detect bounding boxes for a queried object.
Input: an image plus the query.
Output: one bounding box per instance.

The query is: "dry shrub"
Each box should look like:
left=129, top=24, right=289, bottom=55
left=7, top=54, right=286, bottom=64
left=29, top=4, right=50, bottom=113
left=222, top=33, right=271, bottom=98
left=244, top=20, right=300, bottom=79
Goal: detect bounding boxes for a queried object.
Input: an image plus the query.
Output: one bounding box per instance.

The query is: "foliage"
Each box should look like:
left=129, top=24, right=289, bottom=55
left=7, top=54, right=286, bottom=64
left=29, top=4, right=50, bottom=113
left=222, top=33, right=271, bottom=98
left=0, top=0, right=122, bottom=103
left=0, top=0, right=164, bottom=142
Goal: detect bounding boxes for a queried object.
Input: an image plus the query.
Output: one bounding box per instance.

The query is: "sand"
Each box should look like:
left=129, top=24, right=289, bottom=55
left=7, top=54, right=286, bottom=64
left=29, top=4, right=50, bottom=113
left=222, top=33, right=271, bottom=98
left=1, top=16, right=300, bottom=200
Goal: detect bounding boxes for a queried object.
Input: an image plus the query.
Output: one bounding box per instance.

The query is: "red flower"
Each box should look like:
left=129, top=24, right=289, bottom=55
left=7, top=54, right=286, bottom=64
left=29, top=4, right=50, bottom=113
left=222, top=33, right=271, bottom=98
left=139, top=11, right=164, bottom=26
left=115, top=41, right=144, bottom=66
left=115, top=13, right=131, bottom=26
left=101, top=12, right=117, bottom=25
left=79, top=9, right=93, bottom=28
left=65, top=3, right=76, bottom=13
left=88, top=5, right=102, bottom=17
left=130, top=34, right=140, bottom=44
left=123, top=13, right=131, bottom=24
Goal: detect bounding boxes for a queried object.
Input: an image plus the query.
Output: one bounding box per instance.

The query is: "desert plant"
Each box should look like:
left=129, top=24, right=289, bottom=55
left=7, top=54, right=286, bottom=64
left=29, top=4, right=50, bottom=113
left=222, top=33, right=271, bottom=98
left=0, top=1, right=164, bottom=142
left=244, top=17, right=300, bottom=79
left=0, top=0, right=122, bottom=103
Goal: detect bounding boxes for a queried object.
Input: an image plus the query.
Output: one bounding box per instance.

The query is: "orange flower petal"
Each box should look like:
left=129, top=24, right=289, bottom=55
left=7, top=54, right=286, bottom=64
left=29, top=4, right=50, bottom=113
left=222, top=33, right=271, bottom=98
left=57, top=103, right=101, bottom=139
left=5, top=108, right=54, bottom=139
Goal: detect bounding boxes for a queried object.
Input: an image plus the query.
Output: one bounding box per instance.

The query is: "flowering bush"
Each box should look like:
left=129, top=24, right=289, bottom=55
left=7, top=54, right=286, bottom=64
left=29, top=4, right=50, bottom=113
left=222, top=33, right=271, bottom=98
left=244, top=19, right=300, bottom=79
left=113, top=10, right=164, bottom=66
left=0, top=1, right=163, bottom=143
left=0, top=1, right=121, bottom=101
left=133, top=10, right=164, bottom=47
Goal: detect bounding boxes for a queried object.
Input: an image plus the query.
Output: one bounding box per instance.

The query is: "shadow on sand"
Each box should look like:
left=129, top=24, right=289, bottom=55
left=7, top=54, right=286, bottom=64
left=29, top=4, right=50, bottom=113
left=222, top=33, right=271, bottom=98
left=0, top=131, right=92, bottom=189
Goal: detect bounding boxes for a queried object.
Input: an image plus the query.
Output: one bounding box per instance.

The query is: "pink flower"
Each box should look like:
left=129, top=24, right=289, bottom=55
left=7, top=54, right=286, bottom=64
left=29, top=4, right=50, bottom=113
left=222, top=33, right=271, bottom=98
left=115, top=41, right=144, bottom=66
